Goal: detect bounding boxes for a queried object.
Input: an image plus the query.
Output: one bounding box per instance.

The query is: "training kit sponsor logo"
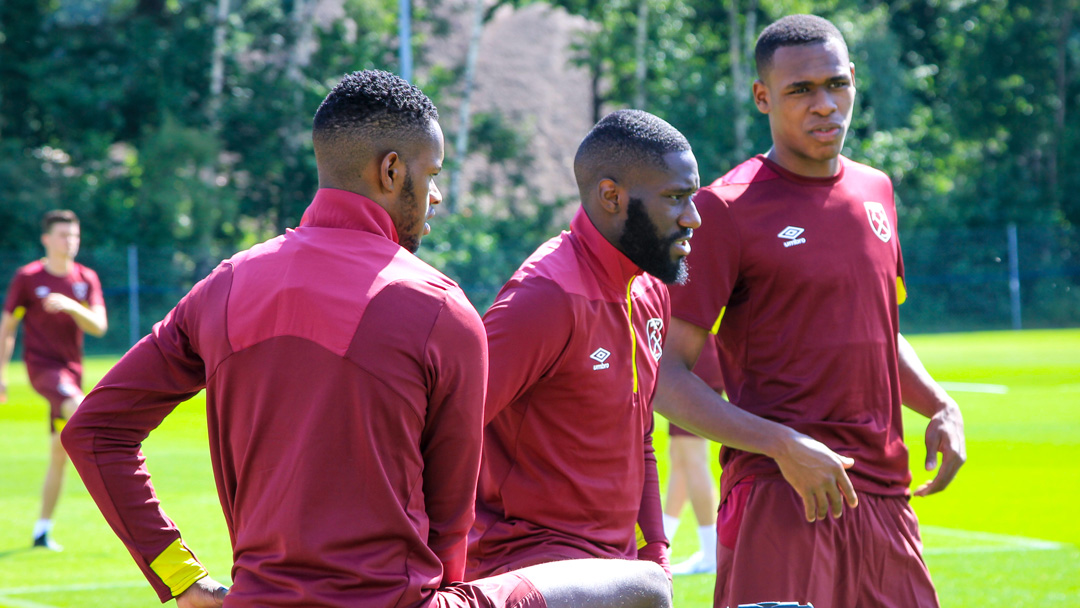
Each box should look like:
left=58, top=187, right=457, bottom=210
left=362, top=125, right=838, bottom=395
left=647, top=318, right=664, bottom=361
left=73, top=282, right=89, bottom=301
left=590, top=348, right=611, bottom=370
left=864, top=201, right=892, bottom=242
left=778, top=226, right=806, bottom=248
left=34, top=285, right=51, bottom=299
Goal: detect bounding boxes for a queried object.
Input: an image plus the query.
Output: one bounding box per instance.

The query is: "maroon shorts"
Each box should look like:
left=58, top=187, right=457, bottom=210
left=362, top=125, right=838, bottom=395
left=714, top=478, right=939, bottom=608
left=668, top=421, right=700, bottom=438
left=437, top=572, right=545, bottom=608
left=27, top=365, right=83, bottom=433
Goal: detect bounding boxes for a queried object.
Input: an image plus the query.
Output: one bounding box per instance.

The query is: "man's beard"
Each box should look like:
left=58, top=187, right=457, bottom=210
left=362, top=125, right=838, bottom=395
left=618, top=197, right=690, bottom=285
left=397, top=174, right=422, bottom=254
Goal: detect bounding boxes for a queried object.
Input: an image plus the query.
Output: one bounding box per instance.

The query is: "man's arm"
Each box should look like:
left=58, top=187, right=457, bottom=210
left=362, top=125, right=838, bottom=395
left=0, top=311, right=19, bottom=403
left=653, top=317, right=858, bottom=522
left=61, top=270, right=224, bottom=604
left=421, top=296, right=489, bottom=583
left=42, top=293, right=107, bottom=336
left=635, top=422, right=670, bottom=578
left=897, top=333, right=966, bottom=496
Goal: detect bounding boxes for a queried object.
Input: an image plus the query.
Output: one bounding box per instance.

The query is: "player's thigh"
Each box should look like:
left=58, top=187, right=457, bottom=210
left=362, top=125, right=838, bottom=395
left=715, top=479, right=845, bottom=608
left=518, top=558, right=670, bottom=608
left=859, top=496, right=939, bottom=608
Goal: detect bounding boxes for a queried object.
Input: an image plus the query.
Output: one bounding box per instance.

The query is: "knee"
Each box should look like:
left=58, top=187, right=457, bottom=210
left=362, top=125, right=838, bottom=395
left=628, top=561, right=672, bottom=608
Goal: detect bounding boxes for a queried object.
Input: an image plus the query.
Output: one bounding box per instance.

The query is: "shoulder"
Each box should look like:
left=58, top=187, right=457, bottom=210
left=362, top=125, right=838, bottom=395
left=15, top=260, right=45, bottom=278
left=841, top=156, right=894, bottom=189
left=73, top=263, right=101, bottom=283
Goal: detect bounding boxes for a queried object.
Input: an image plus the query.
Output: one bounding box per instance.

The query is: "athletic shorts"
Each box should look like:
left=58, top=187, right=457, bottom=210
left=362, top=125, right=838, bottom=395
left=714, top=477, right=939, bottom=608
left=437, top=572, right=545, bottom=608
left=27, top=365, right=83, bottom=433
left=668, top=421, right=699, bottom=438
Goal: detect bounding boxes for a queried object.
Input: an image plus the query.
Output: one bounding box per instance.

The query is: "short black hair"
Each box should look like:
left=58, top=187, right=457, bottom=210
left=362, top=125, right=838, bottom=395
left=755, top=14, right=847, bottom=78
left=312, top=69, right=438, bottom=147
left=42, top=209, right=79, bottom=234
left=574, top=109, right=690, bottom=194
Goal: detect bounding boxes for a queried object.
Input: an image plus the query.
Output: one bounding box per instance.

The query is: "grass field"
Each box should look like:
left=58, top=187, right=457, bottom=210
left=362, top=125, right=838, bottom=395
left=1, top=329, right=1077, bottom=607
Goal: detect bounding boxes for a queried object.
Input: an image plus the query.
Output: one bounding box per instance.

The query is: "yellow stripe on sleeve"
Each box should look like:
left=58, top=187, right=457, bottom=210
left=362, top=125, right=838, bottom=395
left=709, top=306, right=727, bottom=335
left=635, top=523, right=648, bottom=550
left=12, top=306, right=26, bottom=320
left=150, top=538, right=209, bottom=597
left=896, top=276, right=907, bottom=305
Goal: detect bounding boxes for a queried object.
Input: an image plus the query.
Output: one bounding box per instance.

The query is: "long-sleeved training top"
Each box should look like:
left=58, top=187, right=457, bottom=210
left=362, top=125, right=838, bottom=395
left=62, top=189, right=488, bottom=607
left=466, top=208, right=667, bottom=578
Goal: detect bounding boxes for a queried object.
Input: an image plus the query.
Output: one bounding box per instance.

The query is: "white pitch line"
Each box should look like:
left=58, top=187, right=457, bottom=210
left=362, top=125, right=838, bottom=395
left=0, top=581, right=146, bottom=595
left=937, top=382, right=1009, bottom=394
left=921, top=525, right=1068, bottom=555
left=0, top=596, right=61, bottom=608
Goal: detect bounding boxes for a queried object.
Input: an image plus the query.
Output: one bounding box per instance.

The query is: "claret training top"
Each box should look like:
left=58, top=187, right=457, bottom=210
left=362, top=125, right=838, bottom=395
left=3, top=259, right=104, bottom=375
left=467, top=208, right=667, bottom=578
left=62, top=189, right=488, bottom=607
left=670, top=155, right=910, bottom=501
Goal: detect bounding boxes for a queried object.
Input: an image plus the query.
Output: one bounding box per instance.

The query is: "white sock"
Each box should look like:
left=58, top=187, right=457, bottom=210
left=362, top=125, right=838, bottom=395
left=33, top=519, right=53, bottom=539
left=663, top=513, right=681, bottom=541
left=697, top=524, right=717, bottom=563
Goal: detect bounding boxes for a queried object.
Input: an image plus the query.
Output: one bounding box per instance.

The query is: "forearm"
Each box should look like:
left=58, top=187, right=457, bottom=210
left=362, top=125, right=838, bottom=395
left=654, top=360, right=794, bottom=461
left=66, top=304, right=108, bottom=337
left=637, top=431, right=665, bottom=545
left=898, top=333, right=957, bottom=417
left=0, top=315, right=17, bottom=384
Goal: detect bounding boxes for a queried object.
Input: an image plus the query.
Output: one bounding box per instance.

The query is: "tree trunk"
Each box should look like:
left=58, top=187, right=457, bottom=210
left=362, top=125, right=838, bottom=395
left=277, top=0, right=318, bottom=233
left=729, top=0, right=747, bottom=158
left=1050, top=0, right=1073, bottom=206
left=634, top=0, right=648, bottom=109
left=208, top=0, right=230, bottom=132
left=448, top=0, right=487, bottom=214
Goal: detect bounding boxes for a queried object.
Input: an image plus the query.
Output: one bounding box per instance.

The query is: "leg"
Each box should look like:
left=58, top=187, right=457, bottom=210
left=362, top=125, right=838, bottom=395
left=662, top=435, right=688, bottom=541
left=40, top=395, right=80, bottom=521
left=519, top=559, right=672, bottom=608
left=680, top=436, right=718, bottom=528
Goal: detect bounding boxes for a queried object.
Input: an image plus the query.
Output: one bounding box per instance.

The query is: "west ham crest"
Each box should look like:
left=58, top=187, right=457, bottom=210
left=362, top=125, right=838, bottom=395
left=73, top=282, right=89, bottom=301
left=647, top=318, right=664, bottom=361
left=864, top=201, right=892, bottom=243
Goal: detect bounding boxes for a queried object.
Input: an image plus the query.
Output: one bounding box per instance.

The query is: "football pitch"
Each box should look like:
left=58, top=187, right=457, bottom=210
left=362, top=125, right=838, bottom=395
left=0, top=329, right=1077, bottom=607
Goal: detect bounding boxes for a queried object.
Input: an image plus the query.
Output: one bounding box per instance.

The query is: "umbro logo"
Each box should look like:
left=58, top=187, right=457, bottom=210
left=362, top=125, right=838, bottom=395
left=778, top=226, right=806, bottom=248
left=590, top=348, right=611, bottom=370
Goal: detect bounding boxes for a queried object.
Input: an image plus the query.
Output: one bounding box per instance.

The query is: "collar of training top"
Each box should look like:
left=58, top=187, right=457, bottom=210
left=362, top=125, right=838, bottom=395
left=570, top=207, right=645, bottom=291
left=298, top=188, right=400, bottom=245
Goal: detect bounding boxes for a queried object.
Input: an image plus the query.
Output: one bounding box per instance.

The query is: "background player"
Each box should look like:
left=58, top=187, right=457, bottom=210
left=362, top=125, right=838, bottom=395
left=467, top=109, right=700, bottom=581
left=655, top=15, right=966, bottom=608
left=62, top=70, right=671, bottom=608
left=1, top=209, right=108, bottom=551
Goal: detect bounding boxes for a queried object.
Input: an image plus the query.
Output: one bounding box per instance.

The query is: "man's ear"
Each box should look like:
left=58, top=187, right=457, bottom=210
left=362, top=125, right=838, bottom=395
left=753, top=79, right=771, bottom=114
left=597, top=178, right=623, bottom=216
left=378, top=151, right=403, bottom=193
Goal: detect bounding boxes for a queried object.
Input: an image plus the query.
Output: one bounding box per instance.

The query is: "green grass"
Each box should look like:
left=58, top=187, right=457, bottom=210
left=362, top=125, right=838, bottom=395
left=1, top=329, right=1078, bottom=607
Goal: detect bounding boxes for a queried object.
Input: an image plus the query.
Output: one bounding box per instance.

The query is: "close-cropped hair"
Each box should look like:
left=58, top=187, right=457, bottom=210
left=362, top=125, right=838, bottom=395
left=312, top=69, right=438, bottom=146
left=755, top=14, right=847, bottom=77
left=574, top=109, right=690, bottom=189
left=41, top=209, right=79, bottom=234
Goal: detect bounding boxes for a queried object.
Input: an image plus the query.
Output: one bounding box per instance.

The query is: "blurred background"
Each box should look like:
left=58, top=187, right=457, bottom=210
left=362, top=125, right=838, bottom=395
left=1, top=0, right=1078, bottom=350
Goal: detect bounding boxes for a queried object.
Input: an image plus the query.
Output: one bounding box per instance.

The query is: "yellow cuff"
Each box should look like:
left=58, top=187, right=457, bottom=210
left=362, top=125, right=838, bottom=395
left=896, top=277, right=907, bottom=305
left=150, top=538, right=208, bottom=597
left=635, top=523, right=648, bottom=550
left=13, top=306, right=26, bottom=320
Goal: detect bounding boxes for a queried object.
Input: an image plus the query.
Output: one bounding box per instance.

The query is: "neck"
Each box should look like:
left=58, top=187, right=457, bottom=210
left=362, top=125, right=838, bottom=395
left=765, top=147, right=840, bottom=178
left=43, top=255, right=72, bottom=276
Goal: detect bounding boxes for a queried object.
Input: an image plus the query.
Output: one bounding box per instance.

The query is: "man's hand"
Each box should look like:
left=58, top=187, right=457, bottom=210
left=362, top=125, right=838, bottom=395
left=914, top=401, right=966, bottom=497
left=176, top=577, right=228, bottom=608
left=42, top=293, right=79, bottom=315
left=772, top=432, right=858, bottom=522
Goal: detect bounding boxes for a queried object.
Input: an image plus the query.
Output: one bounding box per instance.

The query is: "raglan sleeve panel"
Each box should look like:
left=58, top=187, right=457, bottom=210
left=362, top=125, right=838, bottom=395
left=421, top=292, right=489, bottom=584
left=61, top=265, right=230, bottom=603
left=481, top=277, right=574, bottom=425
left=669, top=187, right=741, bottom=334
